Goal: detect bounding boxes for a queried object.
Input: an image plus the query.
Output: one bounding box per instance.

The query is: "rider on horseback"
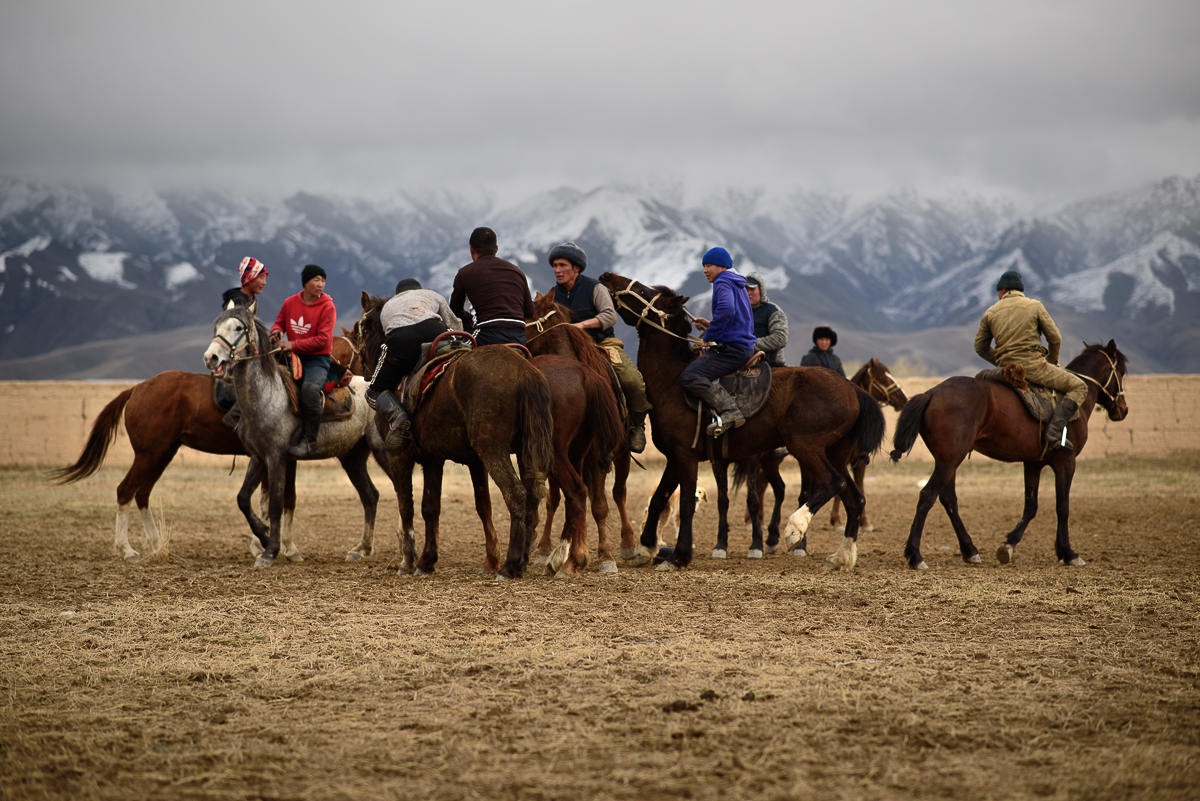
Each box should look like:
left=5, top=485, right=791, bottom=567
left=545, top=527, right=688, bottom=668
left=219, top=257, right=270, bottom=430
left=450, top=227, right=536, bottom=347
left=975, top=269, right=1087, bottom=450
left=271, top=264, right=337, bottom=458
left=365, top=278, right=462, bottom=448
left=745, top=272, right=788, bottom=368
left=547, top=240, right=652, bottom=454
left=685, top=247, right=757, bottom=437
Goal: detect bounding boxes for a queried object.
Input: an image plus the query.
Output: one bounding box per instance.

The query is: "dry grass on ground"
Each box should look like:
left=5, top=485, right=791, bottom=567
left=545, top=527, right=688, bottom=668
left=1, top=455, right=1198, bottom=800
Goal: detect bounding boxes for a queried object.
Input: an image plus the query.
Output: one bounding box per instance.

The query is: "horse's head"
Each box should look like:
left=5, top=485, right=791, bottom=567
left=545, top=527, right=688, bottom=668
left=856, top=358, right=908, bottom=411
left=332, top=323, right=362, bottom=375
left=358, top=290, right=389, bottom=376
left=527, top=289, right=572, bottom=331
left=204, top=300, right=264, bottom=378
left=598, top=272, right=692, bottom=338
left=1070, top=339, right=1129, bottom=422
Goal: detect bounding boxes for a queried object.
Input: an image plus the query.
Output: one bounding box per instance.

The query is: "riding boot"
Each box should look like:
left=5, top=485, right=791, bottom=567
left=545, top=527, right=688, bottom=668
left=288, top=383, right=324, bottom=458
left=627, top=410, right=647, bottom=454
left=221, top=402, right=241, bottom=431
left=369, top=388, right=411, bottom=449
left=699, top=384, right=746, bottom=438
left=1043, top=397, right=1079, bottom=451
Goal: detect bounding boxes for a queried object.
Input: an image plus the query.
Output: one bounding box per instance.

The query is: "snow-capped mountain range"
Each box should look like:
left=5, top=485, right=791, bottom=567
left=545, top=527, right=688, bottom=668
left=1, top=174, right=1197, bottom=377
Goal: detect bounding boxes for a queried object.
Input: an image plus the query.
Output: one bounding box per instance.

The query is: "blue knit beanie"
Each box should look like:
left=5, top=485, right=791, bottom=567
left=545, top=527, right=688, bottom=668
left=702, top=247, right=733, bottom=270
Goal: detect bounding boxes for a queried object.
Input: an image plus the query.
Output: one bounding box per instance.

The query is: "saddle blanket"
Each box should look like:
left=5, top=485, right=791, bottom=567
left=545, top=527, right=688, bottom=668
left=684, top=361, right=773, bottom=420
left=279, top=366, right=356, bottom=422
left=975, top=365, right=1082, bottom=423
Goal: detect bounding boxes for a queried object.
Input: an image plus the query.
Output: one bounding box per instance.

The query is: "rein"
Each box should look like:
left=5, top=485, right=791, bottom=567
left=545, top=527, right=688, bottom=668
left=611, top=279, right=705, bottom=347
left=864, top=371, right=902, bottom=404
left=1072, top=349, right=1125, bottom=409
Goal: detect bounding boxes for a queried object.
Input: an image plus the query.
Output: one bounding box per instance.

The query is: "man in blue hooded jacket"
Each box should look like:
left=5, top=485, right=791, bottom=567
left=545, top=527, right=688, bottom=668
left=683, top=247, right=757, bottom=437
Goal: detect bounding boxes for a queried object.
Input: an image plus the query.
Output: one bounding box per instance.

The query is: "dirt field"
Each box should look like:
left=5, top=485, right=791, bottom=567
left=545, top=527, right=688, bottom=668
left=2, top=454, right=1199, bottom=800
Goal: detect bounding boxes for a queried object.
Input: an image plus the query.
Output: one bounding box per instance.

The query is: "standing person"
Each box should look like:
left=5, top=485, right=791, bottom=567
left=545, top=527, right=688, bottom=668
left=744, top=272, right=788, bottom=367
left=366, top=278, right=462, bottom=448
left=450, top=227, right=535, bottom=347
left=800, top=325, right=845, bottom=377
left=547, top=241, right=652, bottom=453
left=975, top=269, right=1087, bottom=450
left=270, top=264, right=337, bottom=458
left=683, top=247, right=757, bottom=437
left=219, top=257, right=269, bottom=430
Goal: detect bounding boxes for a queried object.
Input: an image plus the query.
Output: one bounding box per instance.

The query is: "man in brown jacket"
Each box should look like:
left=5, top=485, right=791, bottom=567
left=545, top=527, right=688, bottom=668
left=974, top=269, right=1087, bottom=450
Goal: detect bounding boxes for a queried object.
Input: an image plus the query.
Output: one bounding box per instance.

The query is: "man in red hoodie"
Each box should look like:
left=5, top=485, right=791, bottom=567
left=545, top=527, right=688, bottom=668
left=270, top=264, right=337, bottom=457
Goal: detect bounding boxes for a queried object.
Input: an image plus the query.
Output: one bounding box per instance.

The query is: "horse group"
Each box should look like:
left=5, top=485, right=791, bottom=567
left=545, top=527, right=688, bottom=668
left=55, top=274, right=1131, bottom=575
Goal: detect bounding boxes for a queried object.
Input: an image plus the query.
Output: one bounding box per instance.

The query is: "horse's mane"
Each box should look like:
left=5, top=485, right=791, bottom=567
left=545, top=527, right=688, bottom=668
left=535, top=300, right=615, bottom=377
left=640, top=284, right=697, bottom=360
left=1067, top=342, right=1128, bottom=374
left=358, top=294, right=389, bottom=372
left=849, top=362, right=871, bottom=385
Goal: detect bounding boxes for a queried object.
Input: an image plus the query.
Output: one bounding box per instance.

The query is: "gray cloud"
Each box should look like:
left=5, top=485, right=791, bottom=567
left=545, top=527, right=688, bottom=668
left=2, top=0, right=1198, bottom=203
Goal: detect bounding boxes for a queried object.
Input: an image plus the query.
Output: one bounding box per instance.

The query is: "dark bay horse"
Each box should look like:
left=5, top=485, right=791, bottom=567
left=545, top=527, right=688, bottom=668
left=525, top=290, right=640, bottom=567
left=598, top=272, right=887, bottom=571
left=358, top=293, right=555, bottom=579
left=51, top=331, right=380, bottom=561
left=889, top=340, right=1129, bottom=569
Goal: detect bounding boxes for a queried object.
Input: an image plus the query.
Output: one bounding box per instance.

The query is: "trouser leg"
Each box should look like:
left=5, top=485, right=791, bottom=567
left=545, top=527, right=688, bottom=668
left=289, top=354, right=331, bottom=458
left=1025, top=361, right=1088, bottom=451
left=602, top=339, right=652, bottom=453
left=680, top=348, right=753, bottom=438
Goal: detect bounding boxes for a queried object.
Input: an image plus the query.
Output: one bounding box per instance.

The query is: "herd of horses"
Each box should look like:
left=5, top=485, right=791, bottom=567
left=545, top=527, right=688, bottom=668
left=52, top=272, right=1131, bottom=576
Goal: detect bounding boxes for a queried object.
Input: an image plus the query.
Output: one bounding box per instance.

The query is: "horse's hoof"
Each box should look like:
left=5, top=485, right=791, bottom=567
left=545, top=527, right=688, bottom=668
left=711, top=549, right=727, bottom=559
left=620, top=548, right=638, bottom=561
left=346, top=553, right=363, bottom=562
left=414, top=568, right=433, bottom=576
left=862, top=526, right=875, bottom=533
left=122, top=551, right=141, bottom=562
left=821, top=560, right=837, bottom=572
left=996, top=544, right=1014, bottom=565
left=532, top=554, right=550, bottom=566
left=555, top=570, right=578, bottom=580
left=747, top=549, right=763, bottom=560
left=598, top=561, right=618, bottom=574
left=1063, top=557, right=1087, bottom=567
left=967, top=554, right=982, bottom=564
left=911, top=561, right=928, bottom=571
left=254, top=556, right=274, bottom=569
left=655, top=560, right=680, bottom=572
left=764, top=544, right=779, bottom=554
left=833, top=525, right=845, bottom=533
left=652, top=546, right=675, bottom=565
left=285, top=553, right=304, bottom=563
left=791, top=548, right=807, bottom=557
left=494, top=573, right=512, bottom=582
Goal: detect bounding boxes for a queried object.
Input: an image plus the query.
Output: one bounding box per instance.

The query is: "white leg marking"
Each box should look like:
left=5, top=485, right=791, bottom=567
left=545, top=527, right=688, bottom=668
left=631, top=543, right=655, bottom=567
left=784, top=505, right=812, bottom=549
left=547, top=540, right=570, bottom=575
left=115, top=504, right=138, bottom=560
left=281, top=509, right=304, bottom=562
left=823, top=536, right=858, bottom=571
left=139, top=506, right=163, bottom=558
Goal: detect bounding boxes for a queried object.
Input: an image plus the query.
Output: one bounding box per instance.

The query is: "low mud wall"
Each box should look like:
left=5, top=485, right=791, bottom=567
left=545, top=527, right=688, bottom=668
left=1, top=376, right=1197, bottom=469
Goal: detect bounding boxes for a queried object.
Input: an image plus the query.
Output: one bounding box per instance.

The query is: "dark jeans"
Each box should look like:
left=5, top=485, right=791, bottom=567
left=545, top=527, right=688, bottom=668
left=368, top=318, right=449, bottom=394
left=298, top=354, right=332, bottom=393
left=297, top=354, right=332, bottom=441
left=474, top=325, right=527, bottom=347
left=679, top=346, right=754, bottom=397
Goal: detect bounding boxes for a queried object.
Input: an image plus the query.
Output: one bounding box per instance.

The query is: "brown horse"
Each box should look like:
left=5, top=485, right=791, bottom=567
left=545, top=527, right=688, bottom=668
left=524, top=290, right=640, bottom=566
left=51, top=333, right=383, bottom=561
left=598, top=272, right=887, bottom=571
left=889, top=340, right=1130, bottom=569
left=358, top=293, right=555, bottom=579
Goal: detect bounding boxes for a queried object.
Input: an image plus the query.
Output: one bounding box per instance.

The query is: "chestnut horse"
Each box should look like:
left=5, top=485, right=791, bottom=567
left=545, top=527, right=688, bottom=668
left=50, top=331, right=381, bottom=561
left=889, top=340, right=1129, bottom=569
left=598, top=272, right=887, bottom=571
left=357, top=293, right=555, bottom=579
left=524, top=291, right=640, bottom=568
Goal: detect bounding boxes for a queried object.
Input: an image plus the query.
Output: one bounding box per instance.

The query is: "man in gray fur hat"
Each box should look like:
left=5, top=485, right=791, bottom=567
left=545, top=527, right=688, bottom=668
left=744, top=272, right=788, bottom=367
left=975, top=269, right=1086, bottom=450
left=547, top=240, right=651, bottom=453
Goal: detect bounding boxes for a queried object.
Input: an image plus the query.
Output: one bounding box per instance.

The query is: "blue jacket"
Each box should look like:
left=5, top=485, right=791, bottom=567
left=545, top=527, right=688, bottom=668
left=704, top=270, right=756, bottom=351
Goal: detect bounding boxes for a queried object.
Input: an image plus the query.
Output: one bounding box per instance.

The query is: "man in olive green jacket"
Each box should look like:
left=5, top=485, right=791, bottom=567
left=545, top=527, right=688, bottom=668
left=974, top=270, right=1086, bottom=451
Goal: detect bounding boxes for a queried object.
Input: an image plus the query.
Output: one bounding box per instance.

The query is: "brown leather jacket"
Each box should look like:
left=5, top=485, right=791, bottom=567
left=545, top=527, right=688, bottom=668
left=974, top=290, right=1063, bottom=369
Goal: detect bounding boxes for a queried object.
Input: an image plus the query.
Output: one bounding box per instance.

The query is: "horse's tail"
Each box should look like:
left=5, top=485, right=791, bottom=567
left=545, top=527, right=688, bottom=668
left=850, top=386, right=888, bottom=459
left=517, top=367, right=556, bottom=501
left=731, top=458, right=758, bottom=495
left=890, top=392, right=932, bottom=462
left=582, top=368, right=624, bottom=474
left=47, top=386, right=135, bottom=483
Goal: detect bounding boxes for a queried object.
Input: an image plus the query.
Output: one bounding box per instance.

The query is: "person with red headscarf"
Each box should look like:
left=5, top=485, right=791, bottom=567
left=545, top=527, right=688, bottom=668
left=221, top=257, right=269, bottom=309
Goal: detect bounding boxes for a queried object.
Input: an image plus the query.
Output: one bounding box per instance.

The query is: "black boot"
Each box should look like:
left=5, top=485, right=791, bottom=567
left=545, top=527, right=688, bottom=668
left=221, top=402, right=242, bottom=431
left=288, top=384, right=324, bottom=458
left=699, top=384, right=745, bottom=437
left=627, top=410, right=648, bottom=454
left=370, top=389, right=411, bottom=449
left=1043, top=397, right=1079, bottom=451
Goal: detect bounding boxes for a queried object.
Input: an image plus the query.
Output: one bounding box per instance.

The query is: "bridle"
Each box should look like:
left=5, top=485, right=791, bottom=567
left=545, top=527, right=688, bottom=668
left=610, top=279, right=705, bottom=346
left=863, top=368, right=904, bottom=407
left=336, top=333, right=363, bottom=372
left=208, top=313, right=276, bottom=363
left=524, top=307, right=574, bottom=343
left=1073, top=349, right=1125, bottom=411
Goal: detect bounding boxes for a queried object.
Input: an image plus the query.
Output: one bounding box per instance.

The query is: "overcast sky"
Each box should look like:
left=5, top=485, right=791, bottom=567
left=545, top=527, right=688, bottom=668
left=2, top=0, right=1198, bottom=206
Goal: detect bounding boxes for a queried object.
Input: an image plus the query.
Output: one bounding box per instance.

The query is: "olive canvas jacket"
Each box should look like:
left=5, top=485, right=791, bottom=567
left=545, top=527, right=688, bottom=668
left=974, top=290, right=1063, bottom=369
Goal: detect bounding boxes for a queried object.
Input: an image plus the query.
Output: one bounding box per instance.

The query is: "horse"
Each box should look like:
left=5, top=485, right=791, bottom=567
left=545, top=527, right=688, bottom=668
left=202, top=302, right=385, bottom=568
left=357, top=292, right=556, bottom=579
left=524, top=290, right=640, bottom=566
left=50, top=330, right=383, bottom=562
left=598, top=272, right=887, bottom=571
left=889, top=340, right=1129, bottom=570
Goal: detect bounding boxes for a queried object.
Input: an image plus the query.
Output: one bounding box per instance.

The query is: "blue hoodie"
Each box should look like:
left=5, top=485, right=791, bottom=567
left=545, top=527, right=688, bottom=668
left=703, top=270, right=756, bottom=351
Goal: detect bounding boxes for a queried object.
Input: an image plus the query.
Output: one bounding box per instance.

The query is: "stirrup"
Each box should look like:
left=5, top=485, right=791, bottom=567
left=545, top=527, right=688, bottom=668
left=385, top=419, right=412, bottom=449
left=707, top=413, right=745, bottom=438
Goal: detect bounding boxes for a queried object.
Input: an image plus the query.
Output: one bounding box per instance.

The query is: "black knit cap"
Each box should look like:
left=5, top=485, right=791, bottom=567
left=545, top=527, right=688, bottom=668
left=812, top=325, right=838, bottom=346
left=395, top=278, right=422, bottom=294
left=301, top=264, right=327, bottom=285
left=996, top=269, right=1024, bottom=292
left=548, top=241, right=587, bottom=271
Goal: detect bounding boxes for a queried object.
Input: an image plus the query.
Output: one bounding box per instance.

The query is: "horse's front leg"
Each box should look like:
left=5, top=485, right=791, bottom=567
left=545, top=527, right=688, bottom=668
left=764, top=461, right=786, bottom=553
left=466, top=459, right=499, bottom=574
left=904, top=462, right=957, bottom=570
left=825, top=463, right=865, bottom=571
left=612, top=448, right=637, bottom=560
left=236, top=457, right=270, bottom=556
left=998, top=461, right=1042, bottom=565
left=853, top=457, right=873, bottom=531
left=1052, top=457, right=1084, bottom=566
left=254, top=459, right=287, bottom=568
left=339, top=440, right=380, bottom=562
left=393, top=451, right=417, bottom=575
left=711, top=460, right=731, bottom=559
left=280, top=459, right=302, bottom=562
left=416, top=460, right=444, bottom=575
left=590, top=461, right=616, bottom=573
left=659, top=458, right=701, bottom=571
left=636, top=464, right=681, bottom=566
left=533, top=479, right=561, bottom=567
left=746, top=463, right=764, bottom=559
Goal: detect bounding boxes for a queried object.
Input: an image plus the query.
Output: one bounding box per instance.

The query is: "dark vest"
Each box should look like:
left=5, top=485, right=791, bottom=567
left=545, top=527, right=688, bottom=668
left=752, top=301, right=784, bottom=366
left=221, top=287, right=252, bottom=309
left=556, top=273, right=615, bottom=343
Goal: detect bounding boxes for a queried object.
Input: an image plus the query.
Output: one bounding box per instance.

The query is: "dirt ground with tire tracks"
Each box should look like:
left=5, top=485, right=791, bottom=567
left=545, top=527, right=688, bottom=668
left=1, top=454, right=1198, bottom=800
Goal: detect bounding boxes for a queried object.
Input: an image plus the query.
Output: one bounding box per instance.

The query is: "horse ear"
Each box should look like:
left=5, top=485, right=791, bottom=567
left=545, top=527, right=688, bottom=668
left=546, top=287, right=556, bottom=303
left=361, top=290, right=371, bottom=312
left=248, top=299, right=258, bottom=317
left=224, top=299, right=236, bottom=311
left=1106, top=339, right=1118, bottom=356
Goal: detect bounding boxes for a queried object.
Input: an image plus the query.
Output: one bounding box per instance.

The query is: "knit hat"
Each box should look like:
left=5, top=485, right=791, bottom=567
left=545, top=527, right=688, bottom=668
left=239, top=257, right=268, bottom=286
left=548, top=241, right=587, bottom=271
left=301, top=264, right=327, bottom=285
left=812, top=325, right=838, bottom=346
left=996, top=270, right=1024, bottom=292
left=395, top=278, right=422, bottom=294
left=702, top=247, right=733, bottom=270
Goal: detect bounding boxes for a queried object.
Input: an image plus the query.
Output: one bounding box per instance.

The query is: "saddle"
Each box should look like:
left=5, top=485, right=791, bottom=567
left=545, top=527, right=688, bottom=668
left=396, top=332, right=476, bottom=413
left=278, top=366, right=356, bottom=422
left=684, top=352, right=773, bottom=419
left=975, top=364, right=1081, bottom=423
